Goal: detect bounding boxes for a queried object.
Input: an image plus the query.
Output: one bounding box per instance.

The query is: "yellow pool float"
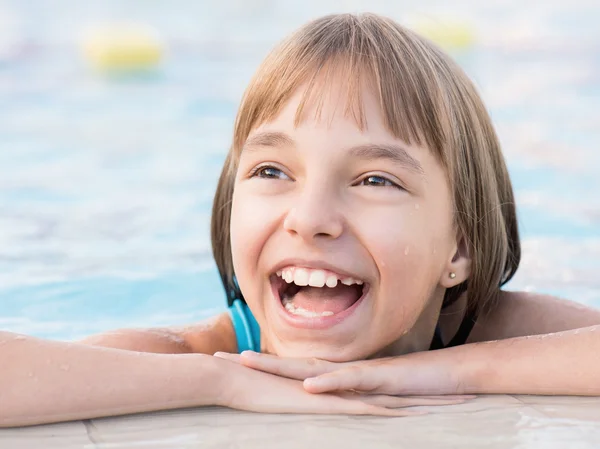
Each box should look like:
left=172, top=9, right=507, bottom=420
left=407, top=17, right=476, bottom=51
left=81, top=23, right=164, bottom=71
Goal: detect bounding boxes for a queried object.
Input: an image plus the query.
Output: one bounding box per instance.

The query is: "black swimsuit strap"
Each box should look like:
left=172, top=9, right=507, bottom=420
left=429, top=306, right=477, bottom=350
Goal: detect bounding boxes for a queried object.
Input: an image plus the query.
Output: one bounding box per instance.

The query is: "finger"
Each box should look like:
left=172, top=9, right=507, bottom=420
left=326, top=396, right=427, bottom=417
left=238, top=351, right=336, bottom=380
left=347, top=394, right=468, bottom=408
left=351, top=405, right=427, bottom=417
left=406, top=394, right=477, bottom=400
left=213, top=352, right=242, bottom=363
left=347, top=393, right=476, bottom=401
left=304, top=366, right=383, bottom=394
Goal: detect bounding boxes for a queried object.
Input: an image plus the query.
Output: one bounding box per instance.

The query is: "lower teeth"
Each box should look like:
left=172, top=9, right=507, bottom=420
left=283, top=298, right=334, bottom=317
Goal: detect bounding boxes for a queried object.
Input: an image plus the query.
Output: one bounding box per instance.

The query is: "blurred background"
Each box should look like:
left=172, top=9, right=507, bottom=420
left=0, top=0, right=598, bottom=340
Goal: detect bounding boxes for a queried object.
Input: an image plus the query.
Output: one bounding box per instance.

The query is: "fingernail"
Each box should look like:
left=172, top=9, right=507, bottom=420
left=240, top=351, right=258, bottom=360
left=304, top=377, right=320, bottom=388
left=214, top=352, right=237, bottom=359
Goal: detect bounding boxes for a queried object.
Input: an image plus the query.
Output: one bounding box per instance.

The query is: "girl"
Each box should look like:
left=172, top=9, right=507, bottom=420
left=2, top=13, right=600, bottom=428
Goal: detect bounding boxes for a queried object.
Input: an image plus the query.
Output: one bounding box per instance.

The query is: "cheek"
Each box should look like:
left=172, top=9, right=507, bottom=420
left=363, top=202, right=448, bottom=265
left=360, top=203, right=453, bottom=310
left=230, top=188, right=280, bottom=302
left=230, top=190, right=262, bottom=287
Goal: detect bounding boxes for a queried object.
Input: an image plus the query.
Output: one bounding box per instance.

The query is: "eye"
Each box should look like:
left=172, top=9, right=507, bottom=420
left=359, top=175, right=402, bottom=189
left=250, top=165, right=291, bottom=180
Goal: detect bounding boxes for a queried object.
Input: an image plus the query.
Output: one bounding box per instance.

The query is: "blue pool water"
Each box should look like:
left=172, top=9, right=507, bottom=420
left=1, top=1, right=599, bottom=340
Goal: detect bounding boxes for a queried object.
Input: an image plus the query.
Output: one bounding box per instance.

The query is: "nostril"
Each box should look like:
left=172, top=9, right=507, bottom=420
left=282, top=206, right=344, bottom=241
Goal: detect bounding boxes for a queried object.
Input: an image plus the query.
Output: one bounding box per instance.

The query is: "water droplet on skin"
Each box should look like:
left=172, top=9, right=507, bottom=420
left=404, top=246, right=410, bottom=255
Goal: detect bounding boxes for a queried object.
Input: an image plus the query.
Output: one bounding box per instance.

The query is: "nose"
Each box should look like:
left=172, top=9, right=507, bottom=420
left=282, top=185, right=344, bottom=242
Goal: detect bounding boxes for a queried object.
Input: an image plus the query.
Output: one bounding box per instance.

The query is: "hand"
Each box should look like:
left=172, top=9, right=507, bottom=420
left=215, top=350, right=468, bottom=397
left=211, top=355, right=467, bottom=416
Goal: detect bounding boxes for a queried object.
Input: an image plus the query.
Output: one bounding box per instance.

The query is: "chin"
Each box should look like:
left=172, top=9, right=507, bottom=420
left=269, top=339, right=374, bottom=362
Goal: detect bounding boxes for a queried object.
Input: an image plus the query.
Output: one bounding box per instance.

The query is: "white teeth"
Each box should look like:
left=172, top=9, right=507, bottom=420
left=276, top=267, right=363, bottom=287
left=325, top=274, right=338, bottom=288
left=341, top=277, right=363, bottom=286
left=308, top=270, right=326, bottom=287
left=283, top=297, right=334, bottom=317
left=293, top=268, right=309, bottom=286
left=277, top=266, right=363, bottom=319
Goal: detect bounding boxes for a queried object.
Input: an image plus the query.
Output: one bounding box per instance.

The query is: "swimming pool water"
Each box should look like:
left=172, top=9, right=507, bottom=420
left=1, top=0, right=599, bottom=340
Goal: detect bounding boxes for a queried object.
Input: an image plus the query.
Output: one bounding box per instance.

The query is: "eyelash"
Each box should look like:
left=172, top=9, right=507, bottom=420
left=357, top=175, right=403, bottom=190
left=249, top=165, right=404, bottom=190
left=248, top=165, right=289, bottom=180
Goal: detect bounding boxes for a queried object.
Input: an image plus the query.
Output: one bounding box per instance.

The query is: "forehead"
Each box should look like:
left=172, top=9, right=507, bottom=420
left=259, top=77, right=389, bottom=137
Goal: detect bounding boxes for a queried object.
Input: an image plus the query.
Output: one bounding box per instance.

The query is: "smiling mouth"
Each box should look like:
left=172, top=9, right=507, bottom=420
left=271, top=267, right=367, bottom=318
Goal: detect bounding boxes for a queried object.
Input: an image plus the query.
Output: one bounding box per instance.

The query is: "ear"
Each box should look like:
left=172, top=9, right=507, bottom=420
left=439, top=235, right=471, bottom=288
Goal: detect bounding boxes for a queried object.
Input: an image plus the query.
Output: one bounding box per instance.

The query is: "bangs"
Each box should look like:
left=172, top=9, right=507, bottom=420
left=232, top=13, right=450, bottom=162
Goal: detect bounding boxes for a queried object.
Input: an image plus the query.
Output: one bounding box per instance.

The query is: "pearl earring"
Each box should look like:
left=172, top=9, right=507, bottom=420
left=449, top=272, right=456, bottom=279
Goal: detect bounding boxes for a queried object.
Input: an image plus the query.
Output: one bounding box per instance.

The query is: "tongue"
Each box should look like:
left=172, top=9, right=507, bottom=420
left=290, top=284, right=361, bottom=314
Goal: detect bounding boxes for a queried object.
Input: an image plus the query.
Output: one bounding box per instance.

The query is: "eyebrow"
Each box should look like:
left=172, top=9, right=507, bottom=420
left=244, top=131, right=424, bottom=175
left=348, top=144, right=424, bottom=175
left=244, top=131, right=295, bottom=149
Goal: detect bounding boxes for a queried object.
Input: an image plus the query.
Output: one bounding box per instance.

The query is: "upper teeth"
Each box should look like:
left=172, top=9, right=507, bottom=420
left=276, top=267, right=363, bottom=288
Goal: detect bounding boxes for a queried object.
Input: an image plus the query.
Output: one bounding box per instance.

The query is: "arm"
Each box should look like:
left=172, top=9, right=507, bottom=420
left=452, top=324, right=600, bottom=395
left=1, top=331, right=434, bottom=427
left=79, top=312, right=238, bottom=355
left=0, top=331, right=223, bottom=428
left=396, top=292, right=600, bottom=395
left=469, top=290, right=600, bottom=342
left=1, top=313, right=237, bottom=427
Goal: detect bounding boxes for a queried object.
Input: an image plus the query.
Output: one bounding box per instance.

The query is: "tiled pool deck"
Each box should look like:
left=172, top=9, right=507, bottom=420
left=2, top=395, right=600, bottom=448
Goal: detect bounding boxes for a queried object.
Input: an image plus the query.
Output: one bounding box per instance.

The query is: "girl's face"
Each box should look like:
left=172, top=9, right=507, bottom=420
left=230, top=79, right=464, bottom=361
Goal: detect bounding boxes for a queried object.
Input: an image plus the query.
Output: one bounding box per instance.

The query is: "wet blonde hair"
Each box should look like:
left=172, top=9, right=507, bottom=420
left=211, top=13, right=520, bottom=318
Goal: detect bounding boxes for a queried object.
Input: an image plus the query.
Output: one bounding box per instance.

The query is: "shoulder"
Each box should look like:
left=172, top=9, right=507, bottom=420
left=168, top=311, right=238, bottom=354
left=469, top=290, right=600, bottom=342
